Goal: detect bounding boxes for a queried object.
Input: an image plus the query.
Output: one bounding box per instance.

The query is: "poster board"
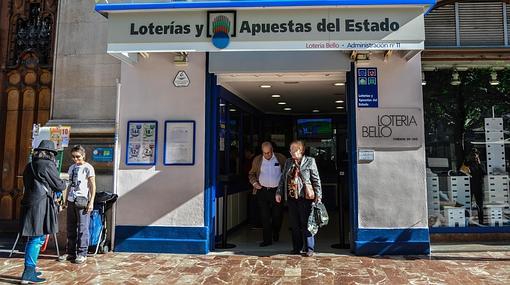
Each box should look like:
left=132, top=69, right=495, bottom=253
left=32, top=125, right=71, bottom=172
left=126, top=121, right=157, bottom=165
left=164, top=121, right=195, bottom=165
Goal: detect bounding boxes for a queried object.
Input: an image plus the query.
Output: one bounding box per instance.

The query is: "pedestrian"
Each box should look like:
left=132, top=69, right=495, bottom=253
left=276, top=140, right=322, bottom=257
left=461, top=148, right=486, bottom=225
left=248, top=141, right=287, bottom=246
left=20, top=140, right=67, bottom=284
left=60, top=145, right=96, bottom=264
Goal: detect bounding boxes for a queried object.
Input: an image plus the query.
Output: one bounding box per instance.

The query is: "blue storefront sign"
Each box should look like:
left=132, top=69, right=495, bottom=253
left=92, top=147, right=114, bottom=162
left=357, top=67, right=378, bottom=108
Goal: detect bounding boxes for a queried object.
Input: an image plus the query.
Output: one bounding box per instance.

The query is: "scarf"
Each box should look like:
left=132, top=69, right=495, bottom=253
left=287, top=159, right=303, bottom=199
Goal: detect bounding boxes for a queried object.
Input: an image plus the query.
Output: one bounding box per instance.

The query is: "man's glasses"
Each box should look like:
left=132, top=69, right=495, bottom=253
left=71, top=155, right=82, bottom=159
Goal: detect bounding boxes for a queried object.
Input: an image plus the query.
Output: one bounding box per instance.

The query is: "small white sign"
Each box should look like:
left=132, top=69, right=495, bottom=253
left=358, top=149, right=375, bottom=163
left=173, top=71, right=190, bottom=87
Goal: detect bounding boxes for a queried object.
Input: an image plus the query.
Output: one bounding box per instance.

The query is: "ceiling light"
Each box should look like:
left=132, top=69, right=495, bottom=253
left=271, top=94, right=281, bottom=98
left=334, top=82, right=345, bottom=86
left=421, top=72, right=426, bottom=86
left=219, top=103, right=225, bottom=107
left=283, top=81, right=299, bottom=84
left=451, top=70, right=461, bottom=86
left=229, top=108, right=236, bottom=112
left=490, top=71, right=500, bottom=86
left=335, top=100, right=344, bottom=103
left=260, top=84, right=271, bottom=88
left=336, top=106, right=344, bottom=109
left=278, top=102, right=286, bottom=105
left=312, top=109, right=320, bottom=113
left=284, top=107, right=292, bottom=111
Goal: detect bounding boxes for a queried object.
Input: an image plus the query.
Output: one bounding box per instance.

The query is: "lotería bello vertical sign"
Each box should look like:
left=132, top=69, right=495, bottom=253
left=357, top=68, right=378, bottom=108
left=107, top=7, right=425, bottom=52
left=357, top=108, right=423, bottom=149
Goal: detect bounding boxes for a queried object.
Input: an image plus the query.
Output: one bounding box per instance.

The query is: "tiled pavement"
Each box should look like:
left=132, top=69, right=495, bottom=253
left=1, top=250, right=510, bottom=284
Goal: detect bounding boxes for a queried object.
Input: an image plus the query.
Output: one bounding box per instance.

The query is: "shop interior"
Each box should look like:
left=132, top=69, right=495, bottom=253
left=213, top=70, right=352, bottom=254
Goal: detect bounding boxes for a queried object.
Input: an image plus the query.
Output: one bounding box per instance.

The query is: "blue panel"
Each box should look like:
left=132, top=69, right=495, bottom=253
left=115, top=226, right=208, bottom=254
left=354, top=228, right=431, bottom=255
left=204, top=53, right=218, bottom=251
left=347, top=63, right=359, bottom=249
left=96, top=1, right=437, bottom=12
left=429, top=226, right=510, bottom=234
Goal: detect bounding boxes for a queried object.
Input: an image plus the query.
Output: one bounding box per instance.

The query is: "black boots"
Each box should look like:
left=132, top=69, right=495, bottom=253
left=20, top=266, right=46, bottom=284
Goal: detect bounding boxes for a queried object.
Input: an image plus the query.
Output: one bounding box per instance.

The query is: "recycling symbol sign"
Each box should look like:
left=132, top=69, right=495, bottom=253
left=173, top=71, right=190, bottom=87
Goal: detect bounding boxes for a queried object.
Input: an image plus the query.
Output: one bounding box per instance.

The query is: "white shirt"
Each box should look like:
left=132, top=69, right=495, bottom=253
left=259, top=154, right=281, bottom=188
left=67, top=162, right=95, bottom=202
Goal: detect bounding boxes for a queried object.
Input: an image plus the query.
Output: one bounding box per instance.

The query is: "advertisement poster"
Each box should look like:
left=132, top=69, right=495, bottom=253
left=126, top=121, right=157, bottom=165
left=32, top=125, right=71, bottom=151
left=164, top=121, right=195, bottom=165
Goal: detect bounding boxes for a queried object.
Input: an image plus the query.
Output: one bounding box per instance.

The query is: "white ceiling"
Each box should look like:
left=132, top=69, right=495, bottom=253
left=218, top=72, right=347, bottom=115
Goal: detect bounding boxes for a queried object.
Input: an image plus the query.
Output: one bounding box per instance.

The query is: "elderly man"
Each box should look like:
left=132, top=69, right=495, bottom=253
left=249, top=142, right=287, bottom=247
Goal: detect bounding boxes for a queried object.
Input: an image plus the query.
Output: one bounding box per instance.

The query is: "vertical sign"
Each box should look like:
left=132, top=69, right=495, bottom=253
left=357, top=67, right=378, bottom=108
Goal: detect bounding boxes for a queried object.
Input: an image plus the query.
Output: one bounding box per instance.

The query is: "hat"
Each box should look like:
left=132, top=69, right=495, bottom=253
left=34, top=140, right=58, bottom=154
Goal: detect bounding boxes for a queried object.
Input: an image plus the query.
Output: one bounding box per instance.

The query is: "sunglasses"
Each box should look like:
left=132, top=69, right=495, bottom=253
left=71, top=155, right=83, bottom=159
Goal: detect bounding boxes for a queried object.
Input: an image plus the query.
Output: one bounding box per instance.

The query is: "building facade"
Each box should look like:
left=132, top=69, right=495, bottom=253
left=0, top=0, right=508, bottom=254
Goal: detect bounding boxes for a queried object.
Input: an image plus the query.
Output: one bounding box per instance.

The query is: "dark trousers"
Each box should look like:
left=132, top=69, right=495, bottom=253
left=248, top=192, right=261, bottom=226
left=287, top=198, right=315, bottom=252
left=257, top=187, right=283, bottom=243
left=472, top=190, right=484, bottom=224
left=66, top=201, right=90, bottom=257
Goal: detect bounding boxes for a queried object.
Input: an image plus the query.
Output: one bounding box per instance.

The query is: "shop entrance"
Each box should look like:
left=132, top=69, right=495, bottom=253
left=209, top=52, right=355, bottom=254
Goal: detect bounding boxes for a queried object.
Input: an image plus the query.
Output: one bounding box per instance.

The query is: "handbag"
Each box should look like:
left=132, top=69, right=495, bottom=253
left=74, top=196, right=89, bottom=209
left=307, top=202, right=329, bottom=235
left=304, top=184, right=315, bottom=200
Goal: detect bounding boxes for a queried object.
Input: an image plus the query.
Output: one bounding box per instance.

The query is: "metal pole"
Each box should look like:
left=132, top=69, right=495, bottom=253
left=215, top=182, right=235, bottom=249
left=9, top=233, right=21, bottom=257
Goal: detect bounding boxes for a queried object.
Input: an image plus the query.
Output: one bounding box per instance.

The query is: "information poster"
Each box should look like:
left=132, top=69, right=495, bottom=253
left=126, top=121, right=157, bottom=165
left=164, top=121, right=195, bottom=165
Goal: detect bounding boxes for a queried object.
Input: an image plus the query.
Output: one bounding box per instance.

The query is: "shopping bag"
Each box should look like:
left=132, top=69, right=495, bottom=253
left=40, top=235, right=50, bottom=253
left=89, top=210, right=102, bottom=246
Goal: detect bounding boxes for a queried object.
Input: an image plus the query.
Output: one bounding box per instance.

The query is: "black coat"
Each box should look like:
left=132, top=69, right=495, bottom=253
left=20, top=158, right=66, bottom=236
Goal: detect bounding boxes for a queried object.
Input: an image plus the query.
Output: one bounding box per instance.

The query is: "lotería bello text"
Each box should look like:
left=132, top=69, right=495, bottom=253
left=361, top=114, right=418, bottom=138
left=129, top=18, right=400, bottom=37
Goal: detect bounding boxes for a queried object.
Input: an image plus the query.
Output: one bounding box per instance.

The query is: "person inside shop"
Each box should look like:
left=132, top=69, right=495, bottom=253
left=460, top=148, right=486, bottom=225
left=276, top=140, right=322, bottom=257
left=59, top=145, right=96, bottom=264
left=20, top=140, right=67, bottom=284
left=248, top=141, right=287, bottom=247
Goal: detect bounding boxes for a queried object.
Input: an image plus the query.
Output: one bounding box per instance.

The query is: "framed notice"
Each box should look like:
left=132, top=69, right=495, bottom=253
left=164, top=121, right=195, bottom=165
left=126, top=121, right=157, bottom=165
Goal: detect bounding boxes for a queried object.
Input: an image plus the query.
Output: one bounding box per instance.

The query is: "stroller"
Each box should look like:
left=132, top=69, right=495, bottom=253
left=89, top=191, right=118, bottom=255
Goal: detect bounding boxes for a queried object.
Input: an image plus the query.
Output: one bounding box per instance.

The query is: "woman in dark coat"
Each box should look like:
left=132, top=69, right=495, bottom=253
left=276, top=140, right=322, bottom=257
left=20, top=140, right=66, bottom=284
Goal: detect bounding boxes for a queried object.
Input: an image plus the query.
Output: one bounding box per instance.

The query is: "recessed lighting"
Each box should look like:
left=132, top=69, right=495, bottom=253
left=336, top=106, right=345, bottom=109
left=334, top=82, right=345, bottom=86
left=278, top=102, right=287, bottom=105
left=219, top=103, right=225, bottom=107
left=260, top=84, right=271, bottom=88
left=335, top=100, right=344, bottom=103
left=284, top=107, right=292, bottom=111
left=229, top=108, right=236, bottom=112
left=271, top=94, right=281, bottom=98
left=312, top=109, right=320, bottom=113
